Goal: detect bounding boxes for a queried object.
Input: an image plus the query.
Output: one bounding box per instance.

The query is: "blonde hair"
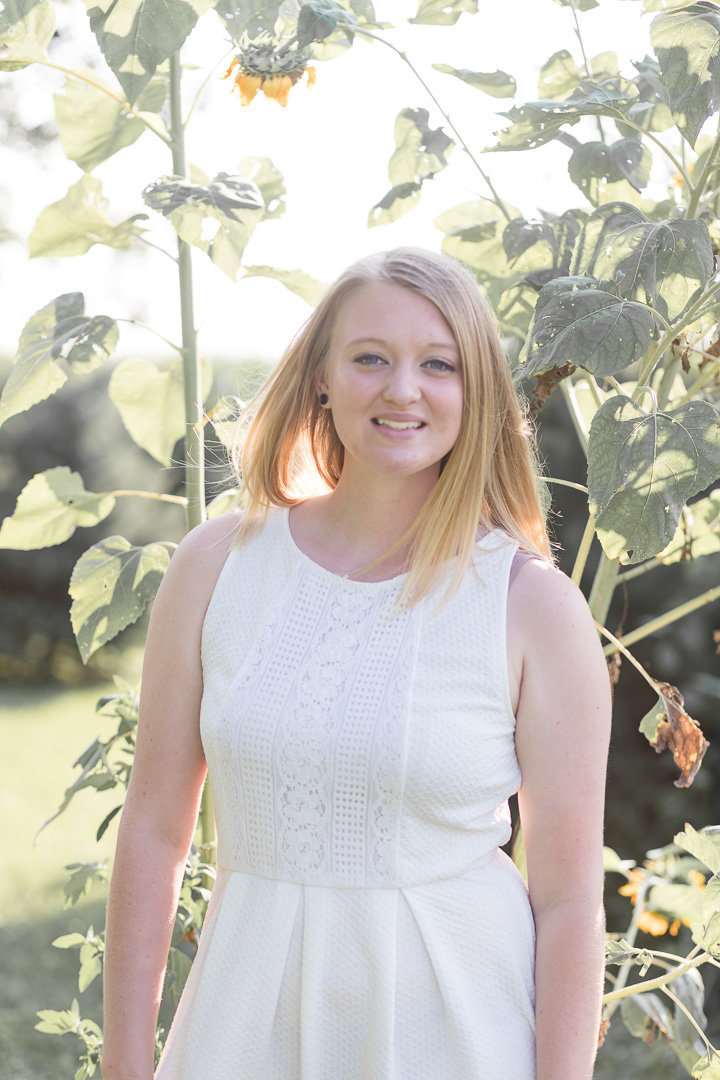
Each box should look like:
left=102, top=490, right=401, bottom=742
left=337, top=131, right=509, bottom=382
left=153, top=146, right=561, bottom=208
left=231, top=246, right=554, bottom=605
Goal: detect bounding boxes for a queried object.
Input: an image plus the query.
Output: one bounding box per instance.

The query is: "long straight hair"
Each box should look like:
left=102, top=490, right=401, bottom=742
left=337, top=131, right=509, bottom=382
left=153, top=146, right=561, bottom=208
left=230, top=247, right=554, bottom=605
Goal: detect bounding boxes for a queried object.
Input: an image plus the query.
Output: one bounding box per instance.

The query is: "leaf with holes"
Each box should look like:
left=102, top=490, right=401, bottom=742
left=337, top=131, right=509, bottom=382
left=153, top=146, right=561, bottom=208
left=519, top=276, right=659, bottom=378
left=238, top=156, right=285, bottom=220
left=83, top=0, right=213, bottom=106
left=571, top=202, right=714, bottom=321
left=214, top=0, right=283, bottom=40
left=432, top=64, right=515, bottom=98
left=387, top=108, right=453, bottom=186
left=0, top=293, right=118, bottom=427
left=242, top=266, right=325, bottom=305
left=0, top=467, right=116, bottom=550
left=538, top=50, right=580, bottom=100
left=490, top=80, right=639, bottom=152
left=0, top=0, right=55, bottom=70
left=143, top=173, right=264, bottom=279
left=368, top=182, right=422, bottom=227
left=588, top=395, right=720, bottom=562
left=29, top=175, right=146, bottom=258
left=566, top=137, right=652, bottom=204
left=651, top=2, right=720, bottom=146
left=70, top=536, right=173, bottom=661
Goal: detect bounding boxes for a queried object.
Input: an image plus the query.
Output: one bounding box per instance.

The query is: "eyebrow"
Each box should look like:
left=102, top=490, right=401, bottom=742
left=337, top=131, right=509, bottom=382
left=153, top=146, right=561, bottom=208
left=345, top=336, right=459, bottom=352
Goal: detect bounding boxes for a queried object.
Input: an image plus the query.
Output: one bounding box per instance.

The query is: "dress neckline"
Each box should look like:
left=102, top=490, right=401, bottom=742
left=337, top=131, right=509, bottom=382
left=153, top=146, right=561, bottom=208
left=279, top=507, right=502, bottom=590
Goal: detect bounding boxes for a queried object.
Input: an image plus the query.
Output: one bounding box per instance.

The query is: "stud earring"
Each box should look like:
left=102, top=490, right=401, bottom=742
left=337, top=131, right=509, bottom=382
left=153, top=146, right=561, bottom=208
left=318, top=392, right=329, bottom=406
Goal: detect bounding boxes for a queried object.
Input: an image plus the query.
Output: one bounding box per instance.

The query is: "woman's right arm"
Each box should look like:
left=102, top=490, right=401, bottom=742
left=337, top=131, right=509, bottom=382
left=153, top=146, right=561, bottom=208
left=101, top=516, right=238, bottom=1080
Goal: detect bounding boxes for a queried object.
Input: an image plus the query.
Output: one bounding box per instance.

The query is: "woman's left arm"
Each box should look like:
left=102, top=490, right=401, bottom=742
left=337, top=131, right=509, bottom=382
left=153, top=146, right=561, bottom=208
left=511, top=561, right=613, bottom=1080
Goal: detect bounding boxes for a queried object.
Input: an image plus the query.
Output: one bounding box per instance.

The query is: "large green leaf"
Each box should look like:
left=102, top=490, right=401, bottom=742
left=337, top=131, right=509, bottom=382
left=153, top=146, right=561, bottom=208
left=587, top=395, right=720, bottom=562
left=83, top=0, right=213, bottom=106
left=0, top=0, right=54, bottom=69
left=368, top=183, right=422, bottom=226
left=297, top=0, right=354, bottom=46
left=651, top=2, right=720, bottom=146
left=565, top=137, right=652, bottom=204
left=518, top=276, right=659, bottom=378
left=54, top=74, right=146, bottom=172
left=109, top=357, right=212, bottom=464
left=615, top=55, right=674, bottom=136
left=29, top=175, right=146, bottom=258
left=656, top=488, right=720, bottom=562
left=538, top=49, right=580, bottom=100
left=70, top=535, right=172, bottom=661
left=409, top=0, right=477, bottom=24
left=241, top=265, right=325, bottom=305
left=0, top=293, right=118, bottom=427
left=0, top=467, right=116, bottom=549
left=490, top=80, right=639, bottom=152
left=432, top=64, right=516, bottom=98
left=143, top=173, right=264, bottom=279
left=238, top=156, right=285, bottom=220
left=553, top=0, right=598, bottom=9
left=571, top=202, right=714, bottom=321
left=213, top=0, right=282, bottom=40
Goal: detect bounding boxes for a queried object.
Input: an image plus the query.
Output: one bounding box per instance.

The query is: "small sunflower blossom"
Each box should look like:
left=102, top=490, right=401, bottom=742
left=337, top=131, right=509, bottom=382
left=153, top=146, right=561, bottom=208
left=618, top=867, right=697, bottom=937
left=223, top=36, right=316, bottom=107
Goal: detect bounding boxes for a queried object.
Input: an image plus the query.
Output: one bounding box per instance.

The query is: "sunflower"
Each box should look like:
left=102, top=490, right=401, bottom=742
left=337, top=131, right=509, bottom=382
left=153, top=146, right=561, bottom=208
left=223, top=36, right=316, bottom=107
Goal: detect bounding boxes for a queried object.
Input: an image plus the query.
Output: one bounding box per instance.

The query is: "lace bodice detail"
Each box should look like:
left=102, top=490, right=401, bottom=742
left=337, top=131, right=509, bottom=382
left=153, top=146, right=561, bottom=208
left=200, top=509, right=520, bottom=889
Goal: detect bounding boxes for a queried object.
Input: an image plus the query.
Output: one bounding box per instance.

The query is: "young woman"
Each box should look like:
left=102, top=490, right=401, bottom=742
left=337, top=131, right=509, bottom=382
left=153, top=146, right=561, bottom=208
left=101, top=247, right=612, bottom=1080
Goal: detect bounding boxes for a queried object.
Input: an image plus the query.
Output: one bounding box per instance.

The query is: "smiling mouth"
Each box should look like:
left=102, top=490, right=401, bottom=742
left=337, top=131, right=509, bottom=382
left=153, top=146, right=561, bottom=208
left=372, top=418, right=425, bottom=430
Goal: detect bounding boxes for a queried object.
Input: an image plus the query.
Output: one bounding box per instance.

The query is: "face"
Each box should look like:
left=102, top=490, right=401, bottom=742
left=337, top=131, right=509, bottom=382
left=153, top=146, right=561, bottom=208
left=319, top=282, right=464, bottom=486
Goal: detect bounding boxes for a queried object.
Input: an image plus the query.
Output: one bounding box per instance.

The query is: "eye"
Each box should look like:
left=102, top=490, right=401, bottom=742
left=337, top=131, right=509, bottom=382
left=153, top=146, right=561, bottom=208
left=352, top=353, right=386, bottom=366
left=423, top=358, right=457, bottom=373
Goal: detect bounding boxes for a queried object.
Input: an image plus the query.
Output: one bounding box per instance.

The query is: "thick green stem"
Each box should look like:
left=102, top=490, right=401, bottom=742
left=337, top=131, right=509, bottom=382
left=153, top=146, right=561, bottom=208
left=587, top=551, right=620, bottom=625
left=604, top=952, right=708, bottom=1008
left=169, top=52, right=214, bottom=857
left=571, top=513, right=597, bottom=586
left=686, top=122, right=720, bottom=219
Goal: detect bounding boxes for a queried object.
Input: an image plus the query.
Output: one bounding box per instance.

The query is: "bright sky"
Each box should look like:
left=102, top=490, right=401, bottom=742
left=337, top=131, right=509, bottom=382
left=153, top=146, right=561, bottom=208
left=0, top=0, right=657, bottom=367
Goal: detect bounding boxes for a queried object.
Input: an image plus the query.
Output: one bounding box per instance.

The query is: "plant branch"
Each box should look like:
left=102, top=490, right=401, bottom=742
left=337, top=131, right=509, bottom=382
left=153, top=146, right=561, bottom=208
left=603, top=953, right=707, bottom=1005
left=572, top=513, right=597, bottom=586
left=660, top=985, right=715, bottom=1052
left=344, top=23, right=514, bottom=222
left=116, top=319, right=183, bottom=354
left=601, top=582, right=720, bottom=653
left=607, top=113, right=692, bottom=188
left=568, top=0, right=605, bottom=142
left=686, top=120, right=720, bottom=219
left=109, top=490, right=187, bottom=506
left=133, top=234, right=179, bottom=263
left=39, top=60, right=171, bottom=146
left=594, top=622, right=659, bottom=692
left=544, top=477, right=588, bottom=493
left=184, top=48, right=234, bottom=128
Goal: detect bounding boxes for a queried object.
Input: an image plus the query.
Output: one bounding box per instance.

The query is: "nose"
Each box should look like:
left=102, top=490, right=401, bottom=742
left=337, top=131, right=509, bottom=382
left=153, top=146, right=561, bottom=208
left=382, top=360, right=421, bottom=405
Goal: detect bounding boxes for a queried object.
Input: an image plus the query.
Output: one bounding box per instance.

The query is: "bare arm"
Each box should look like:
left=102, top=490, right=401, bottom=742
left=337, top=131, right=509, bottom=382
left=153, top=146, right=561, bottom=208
left=511, top=561, right=612, bottom=1080
left=101, top=515, right=238, bottom=1080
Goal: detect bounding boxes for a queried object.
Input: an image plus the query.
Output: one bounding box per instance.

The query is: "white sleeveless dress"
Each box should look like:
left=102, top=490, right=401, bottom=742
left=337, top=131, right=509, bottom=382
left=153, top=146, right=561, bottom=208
left=154, top=508, right=536, bottom=1079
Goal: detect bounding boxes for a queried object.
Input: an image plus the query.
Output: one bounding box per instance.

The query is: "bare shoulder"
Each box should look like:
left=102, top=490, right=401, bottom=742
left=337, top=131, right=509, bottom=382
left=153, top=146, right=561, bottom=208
left=508, top=555, right=597, bottom=651
left=154, top=512, right=242, bottom=624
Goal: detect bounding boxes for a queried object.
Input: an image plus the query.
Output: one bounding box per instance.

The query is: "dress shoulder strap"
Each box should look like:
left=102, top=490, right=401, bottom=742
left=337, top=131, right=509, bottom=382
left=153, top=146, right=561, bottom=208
left=508, top=549, right=543, bottom=589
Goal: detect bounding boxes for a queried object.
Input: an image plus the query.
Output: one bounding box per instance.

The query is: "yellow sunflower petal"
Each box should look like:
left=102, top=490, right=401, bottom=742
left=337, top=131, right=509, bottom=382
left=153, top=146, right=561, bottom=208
left=222, top=56, right=240, bottom=80
left=638, top=910, right=669, bottom=936
left=306, top=65, right=316, bottom=88
left=236, top=72, right=262, bottom=106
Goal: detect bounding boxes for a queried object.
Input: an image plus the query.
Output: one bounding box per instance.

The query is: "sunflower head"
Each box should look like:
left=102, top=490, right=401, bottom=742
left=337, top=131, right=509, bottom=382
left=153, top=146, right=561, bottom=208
left=223, top=34, right=317, bottom=107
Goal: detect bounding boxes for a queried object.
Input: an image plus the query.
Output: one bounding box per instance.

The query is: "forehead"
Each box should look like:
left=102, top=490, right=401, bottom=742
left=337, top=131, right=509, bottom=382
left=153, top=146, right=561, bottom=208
left=330, top=282, right=457, bottom=349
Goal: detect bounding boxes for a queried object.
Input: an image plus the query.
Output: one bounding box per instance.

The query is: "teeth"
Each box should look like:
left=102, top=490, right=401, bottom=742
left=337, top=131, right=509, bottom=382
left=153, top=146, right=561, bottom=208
left=375, top=419, right=423, bottom=430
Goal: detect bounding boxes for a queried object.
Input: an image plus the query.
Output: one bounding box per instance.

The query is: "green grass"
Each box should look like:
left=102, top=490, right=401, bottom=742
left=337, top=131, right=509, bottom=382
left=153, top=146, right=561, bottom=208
left=0, top=682, right=129, bottom=1080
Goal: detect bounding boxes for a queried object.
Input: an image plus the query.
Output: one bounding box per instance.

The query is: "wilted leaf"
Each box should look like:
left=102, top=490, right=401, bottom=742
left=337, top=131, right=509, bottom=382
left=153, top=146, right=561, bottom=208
left=83, top=0, right=213, bottom=105
left=109, top=357, right=212, bottom=465
left=241, top=265, right=325, bottom=305
left=639, top=683, right=710, bottom=786
left=518, top=275, right=658, bottom=378
left=409, top=0, right=477, bottom=24
left=588, top=396, right=720, bottom=562
left=70, top=536, right=172, bottom=662
left=29, top=175, right=146, bottom=258
left=620, top=991, right=673, bottom=1043
left=388, top=107, right=453, bottom=186
left=0, top=293, right=118, bottom=427
left=651, top=3, right=720, bottom=146
left=238, top=156, right=285, bottom=220
left=0, top=467, right=116, bottom=550
left=0, top=0, right=55, bottom=69
left=54, top=74, right=146, bottom=172
left=297, top=0, right=353, bottom=46
left=432, top=63, right=516, bottom=97
left=143, top=173, right=264, bottom=279
left=566, top=138, right=652, bottom=204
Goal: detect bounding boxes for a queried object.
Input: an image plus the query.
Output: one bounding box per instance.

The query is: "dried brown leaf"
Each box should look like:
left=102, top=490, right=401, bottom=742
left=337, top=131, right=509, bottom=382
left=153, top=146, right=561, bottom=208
left=529, top=362, right=575, bottom=416
left=646, top=682, right=710, bottom=788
